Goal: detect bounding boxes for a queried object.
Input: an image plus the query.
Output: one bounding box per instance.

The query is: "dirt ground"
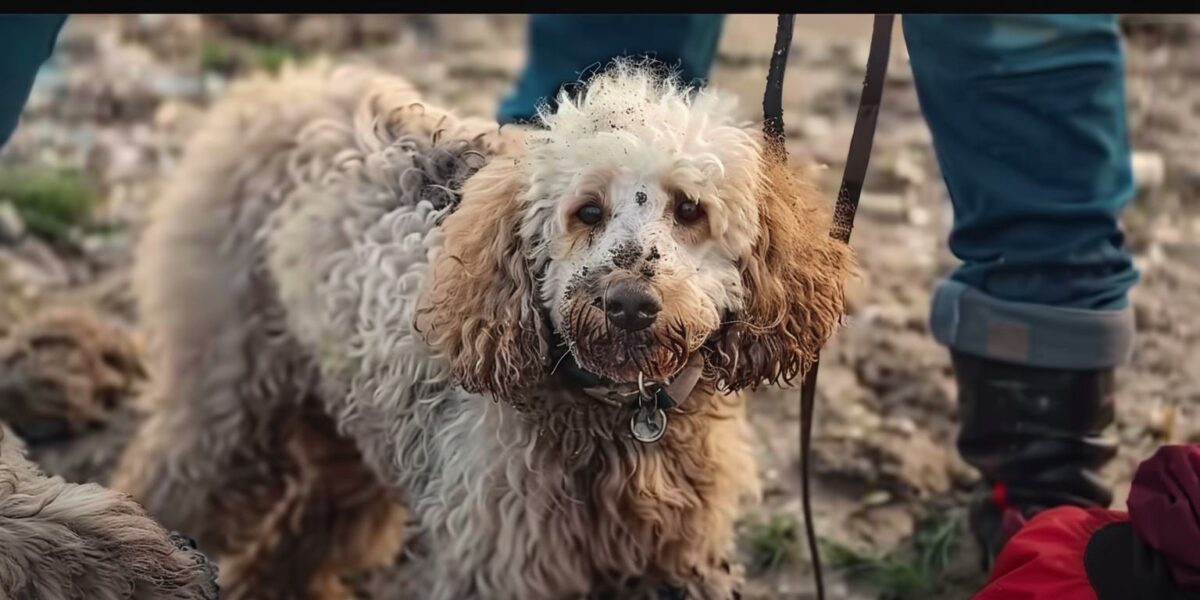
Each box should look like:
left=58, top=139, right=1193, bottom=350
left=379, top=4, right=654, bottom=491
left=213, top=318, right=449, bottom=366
left=1, top=14, right=1198, bottom=600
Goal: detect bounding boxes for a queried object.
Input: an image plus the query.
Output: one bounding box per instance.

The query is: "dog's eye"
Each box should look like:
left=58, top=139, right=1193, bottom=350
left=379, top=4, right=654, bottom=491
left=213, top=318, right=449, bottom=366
left=675, top=198, right=702, bottom=224
left=577, top=203, right=603, bottom=226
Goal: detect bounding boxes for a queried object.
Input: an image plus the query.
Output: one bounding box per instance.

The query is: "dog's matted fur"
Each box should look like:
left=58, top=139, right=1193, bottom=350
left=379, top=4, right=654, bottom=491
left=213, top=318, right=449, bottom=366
left=112, top=59, right=854, bottom=599
left=0, top=425, right=217, bottom=599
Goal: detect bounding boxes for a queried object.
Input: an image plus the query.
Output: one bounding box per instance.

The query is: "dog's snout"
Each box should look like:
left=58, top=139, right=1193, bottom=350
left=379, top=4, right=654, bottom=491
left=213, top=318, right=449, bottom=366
left=604, top=282, right=661, bottom=331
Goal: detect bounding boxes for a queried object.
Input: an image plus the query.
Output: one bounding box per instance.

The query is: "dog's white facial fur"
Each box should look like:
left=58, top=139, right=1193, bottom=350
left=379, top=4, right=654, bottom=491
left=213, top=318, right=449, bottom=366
left=419, top=59, right=850, bottom=402
left=520, top=63, right=763, bottom=383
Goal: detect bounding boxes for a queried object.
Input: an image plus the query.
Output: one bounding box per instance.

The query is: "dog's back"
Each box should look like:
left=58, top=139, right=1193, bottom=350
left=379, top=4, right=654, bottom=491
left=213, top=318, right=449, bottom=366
left=112, top=63, right=509, bottom=597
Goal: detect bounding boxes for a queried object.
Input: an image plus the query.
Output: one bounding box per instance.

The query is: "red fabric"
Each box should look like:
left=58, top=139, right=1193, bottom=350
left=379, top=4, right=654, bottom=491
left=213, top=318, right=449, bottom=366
left=972, top=506, right=1129, bottom=600
left=1127, top=444, right=1200, bottom=589
left=991, top=481, right=1010, bottom=512
left=1000, top=507, right=1029, bottom=542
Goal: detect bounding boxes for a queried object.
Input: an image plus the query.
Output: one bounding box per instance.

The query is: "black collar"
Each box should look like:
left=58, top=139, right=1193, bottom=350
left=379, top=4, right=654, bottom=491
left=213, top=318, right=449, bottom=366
left=545, top=332, right=704, bottom=414
left=546, top=334, right=646, bottom=408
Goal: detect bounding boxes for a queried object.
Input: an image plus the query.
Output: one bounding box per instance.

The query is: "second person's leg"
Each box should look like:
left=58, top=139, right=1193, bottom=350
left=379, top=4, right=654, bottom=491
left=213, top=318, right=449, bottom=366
left=903, top=13, right=1137, bottom=566
left=0, top=15, right=68, bottom=148
left=497, top=14, right=725, bottom=124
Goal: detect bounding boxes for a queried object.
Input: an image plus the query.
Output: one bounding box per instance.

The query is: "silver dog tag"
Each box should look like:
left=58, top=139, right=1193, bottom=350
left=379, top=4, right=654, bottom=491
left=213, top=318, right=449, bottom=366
left=630, top=406, right=667, bottom=443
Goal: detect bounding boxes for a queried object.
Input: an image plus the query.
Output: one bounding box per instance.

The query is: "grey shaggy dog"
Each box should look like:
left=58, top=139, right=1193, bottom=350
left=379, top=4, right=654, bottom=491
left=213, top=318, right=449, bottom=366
left=0, top=424, right=218, bottom=599
left=111, top=60, right=853, bottom=599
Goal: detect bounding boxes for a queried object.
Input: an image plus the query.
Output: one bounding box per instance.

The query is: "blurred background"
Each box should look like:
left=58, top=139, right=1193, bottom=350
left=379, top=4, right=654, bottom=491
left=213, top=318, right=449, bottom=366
left=0, top=14, right=1197, bottom=600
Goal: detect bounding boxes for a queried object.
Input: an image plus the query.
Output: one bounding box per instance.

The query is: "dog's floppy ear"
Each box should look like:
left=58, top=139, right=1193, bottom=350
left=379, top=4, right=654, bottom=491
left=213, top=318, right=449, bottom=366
left=416, top=157, right=547, bottom=400
left=710, top=158, right=855, bottom=392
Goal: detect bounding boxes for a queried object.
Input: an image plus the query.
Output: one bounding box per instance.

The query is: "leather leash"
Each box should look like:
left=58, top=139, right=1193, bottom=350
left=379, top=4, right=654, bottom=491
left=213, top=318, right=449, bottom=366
left=762, top=14, right=895, bottom=600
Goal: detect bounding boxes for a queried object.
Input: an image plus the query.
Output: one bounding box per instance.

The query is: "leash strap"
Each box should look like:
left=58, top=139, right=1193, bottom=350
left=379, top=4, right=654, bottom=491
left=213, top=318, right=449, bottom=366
left=763, top=14, right=895, bottom=600
left=831, top=14, right=895, bottom=246
left=762, top=14, right=795, bottom=153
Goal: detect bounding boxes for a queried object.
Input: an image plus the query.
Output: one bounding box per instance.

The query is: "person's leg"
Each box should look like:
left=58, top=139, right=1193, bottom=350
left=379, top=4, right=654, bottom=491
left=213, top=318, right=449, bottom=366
left=497, top=14, right=725, bottom=124
left=0, top=15, right=68, bottom=148
left=902, top=14, right=1135, bottom=566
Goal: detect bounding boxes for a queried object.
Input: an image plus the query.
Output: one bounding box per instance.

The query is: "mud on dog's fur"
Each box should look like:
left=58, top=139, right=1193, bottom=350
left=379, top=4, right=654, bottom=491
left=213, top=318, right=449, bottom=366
left=0, top=308, right=147, bottom=484
left=112, top=59, right=854, bottom=599
left=0, top=424, right=217, bottom=599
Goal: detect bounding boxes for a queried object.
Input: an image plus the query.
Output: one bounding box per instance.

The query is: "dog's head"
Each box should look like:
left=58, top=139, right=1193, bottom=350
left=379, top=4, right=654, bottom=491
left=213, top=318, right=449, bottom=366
left=418, top=61, right=853, bottom=402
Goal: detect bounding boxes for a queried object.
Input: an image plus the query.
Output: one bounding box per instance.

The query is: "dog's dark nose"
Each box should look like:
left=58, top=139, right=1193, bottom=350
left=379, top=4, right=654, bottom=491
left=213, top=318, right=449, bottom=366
left=604, top=282, right=661, bottom=331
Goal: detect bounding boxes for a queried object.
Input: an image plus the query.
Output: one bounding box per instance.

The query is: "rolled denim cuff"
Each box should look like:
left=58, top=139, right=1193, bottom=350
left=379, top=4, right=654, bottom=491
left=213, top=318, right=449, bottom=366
left=930, top=279, right=1135, bottom=369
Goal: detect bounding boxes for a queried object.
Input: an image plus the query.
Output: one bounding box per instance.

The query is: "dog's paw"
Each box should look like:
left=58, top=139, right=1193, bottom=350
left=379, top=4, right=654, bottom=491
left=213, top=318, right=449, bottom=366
left=168, top=530, right=221, bottom=599
left=681, top=559, right=744, bottom=600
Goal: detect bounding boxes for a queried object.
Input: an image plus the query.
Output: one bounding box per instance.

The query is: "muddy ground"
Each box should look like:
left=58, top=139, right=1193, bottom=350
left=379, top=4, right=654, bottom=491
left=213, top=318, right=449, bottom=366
left=1, top=14, right=1198, bottom=600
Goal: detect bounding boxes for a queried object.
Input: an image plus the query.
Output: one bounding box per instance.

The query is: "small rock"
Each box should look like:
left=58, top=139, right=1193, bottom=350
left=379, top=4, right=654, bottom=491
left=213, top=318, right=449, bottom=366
left=891, top=149, right=928, bottom=186
left=861, top=489, right=892, bottom=506
left=0, top=202, right=25, bottom=244
left=881, top=416, right=917, bottom=436
left=848, top=41, right=872, bottom=75
left=1147, top=402, right=1178, bottom=441
left=153, top=99, right=204, bottom=143
left=202, top=72, right=228, bottom=98
left=1132, top=150, right=1166, bottom=190
left=1161, top=241, right=1200, bottom=267
left=150, top=73, right=205, bottom=100
left=857, top=192, right=907, bottom=221
left=293, top=15, right=351, bottom=50
left=906, top=205, right=931, bottom=227
left=1119, top=422, right=1148, bottom=444
left=796, top=115, right=833, bottom=140
left=4, top=239, right=74, bottom=290
left=866, top=149, right=927, bottom=191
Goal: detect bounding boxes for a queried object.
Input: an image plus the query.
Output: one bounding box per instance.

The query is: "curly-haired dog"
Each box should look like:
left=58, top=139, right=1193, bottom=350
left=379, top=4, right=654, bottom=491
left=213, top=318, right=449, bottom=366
left=112, top=59, right=854, bottom=599
left=0, top=424, right=217, bottom=599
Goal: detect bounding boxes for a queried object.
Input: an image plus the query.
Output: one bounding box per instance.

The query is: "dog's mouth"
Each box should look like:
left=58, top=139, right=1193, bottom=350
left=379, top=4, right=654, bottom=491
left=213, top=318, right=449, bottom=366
left=560, top=300, right=709, bottom=385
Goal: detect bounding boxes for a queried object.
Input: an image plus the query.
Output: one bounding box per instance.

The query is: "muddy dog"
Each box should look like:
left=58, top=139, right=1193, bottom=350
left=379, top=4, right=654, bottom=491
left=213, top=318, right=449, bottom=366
left=112, top=59, right=853, bottom=599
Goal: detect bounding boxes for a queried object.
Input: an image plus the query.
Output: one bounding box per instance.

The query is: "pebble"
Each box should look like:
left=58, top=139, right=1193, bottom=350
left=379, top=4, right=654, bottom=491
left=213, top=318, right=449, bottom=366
left=906, top=205, right=931, bottom=227
left=861, top=490, right=892, bottom=507
left=1148, top=402, right=1178, bottom=441
left=857, top=192, right=908, bottom=221
left=889, top=149, right=927, bottom=186
left=881, top=416, right=917, bottom=436
left=0, top=203, right=25, bottom=245
left=1132, top=150, right=1166, bottom=190
left=796, top=115, right=833, bottom=140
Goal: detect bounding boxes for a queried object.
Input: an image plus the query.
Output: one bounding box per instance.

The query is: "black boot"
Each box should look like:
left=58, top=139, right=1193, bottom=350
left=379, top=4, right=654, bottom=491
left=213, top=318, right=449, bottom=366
left=952, top=350, right=1118, bottom=571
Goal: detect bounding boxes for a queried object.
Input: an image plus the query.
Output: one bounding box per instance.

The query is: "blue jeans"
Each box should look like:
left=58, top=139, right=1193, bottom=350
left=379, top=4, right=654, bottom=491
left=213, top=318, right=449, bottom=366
left=497, top=15, right=724, bottom=124
left=0, top=15, right=67, bottom=148
left=499, top=14, right=1138, bottom=369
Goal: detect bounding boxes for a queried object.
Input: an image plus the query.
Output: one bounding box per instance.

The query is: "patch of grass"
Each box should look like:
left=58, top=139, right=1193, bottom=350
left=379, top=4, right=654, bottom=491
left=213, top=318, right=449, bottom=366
left=200, top=41, right=299, bottom=76
left=741, top=513, right=804, bottom=575
left=825, top=512, right=963, bottom=600
left=199, top=40, right=236, bottom=74
left=254, top=44, right=295, bottom=75
left=0, top=166, right=99, bottom=244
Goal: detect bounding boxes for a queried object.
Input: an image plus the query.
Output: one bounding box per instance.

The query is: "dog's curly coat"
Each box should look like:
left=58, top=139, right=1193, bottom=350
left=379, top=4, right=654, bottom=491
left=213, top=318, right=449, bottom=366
left=111, top=59, right=853, bottom=599
left=0, top=424, right=217, bottom=599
